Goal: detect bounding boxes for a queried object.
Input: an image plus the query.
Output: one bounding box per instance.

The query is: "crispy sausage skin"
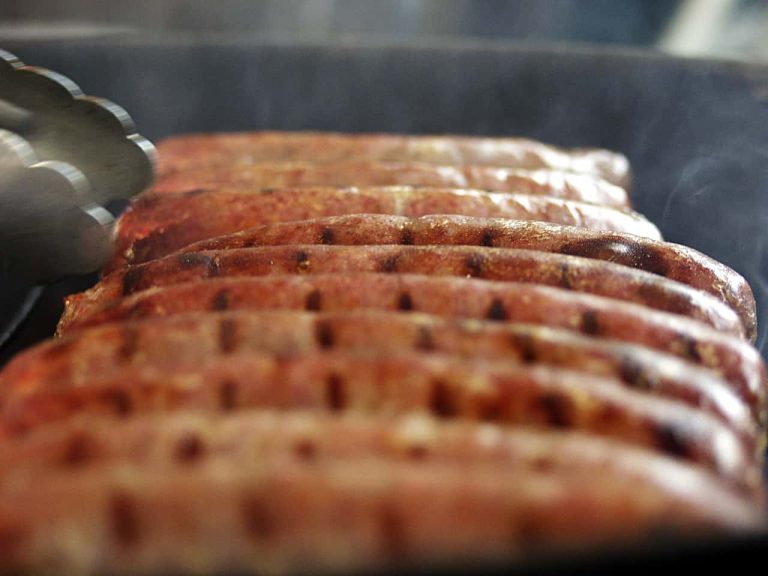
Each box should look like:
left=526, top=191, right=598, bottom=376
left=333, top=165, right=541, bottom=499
left=0, top=351, right=758, bottom=491
left=151, top=161, right=630, bottom=208
left=156, top=131, right=632, bottom=188
left=176, top=214, right=756, bottom=336
left=56, top=274, right=766, bottom=417
left=109, top=187, right=661, bottom=271
left=73, top=245, right=745, bottom=338
left=4, top=311, right=755, bottom=438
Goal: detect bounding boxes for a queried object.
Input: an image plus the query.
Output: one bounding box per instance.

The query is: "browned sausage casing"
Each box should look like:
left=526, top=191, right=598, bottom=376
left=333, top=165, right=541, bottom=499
left=151, top=161, right=630, bottom=208
left=156, top=131, right=632, bottom=188
left=56, top=274, right=766, bottom=417
left=177, top=214, right=755, bottom=337
left=109, top=187, right=661, bottom=271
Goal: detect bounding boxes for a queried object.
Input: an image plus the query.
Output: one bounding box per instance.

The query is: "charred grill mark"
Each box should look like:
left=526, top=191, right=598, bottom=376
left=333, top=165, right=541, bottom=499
left=538, top=393, right=572, bottom=428
left=296, top=250, right=311, bottom=273
left=465, top=253, right=485, bottom=277
left=580, top=310, right=601, bottom=336
left=242, top=495, right=274, bottom=540
left=61, top=432, right=96, bottom=467
left=175, top=433, right=205, bottom=463
left=177, top=252, right=213, bottom=271
left=320, top=226, right=336, bottom=245
left=305, top=289, right=323, bottom=311
left=219, top=380, right=239, bottom=411
left=325, top=373, right=346, bottom=411
left=511, top=333, right=538, bottom=364
left=560, top=237, right=669, bottom=277
left=121, top=267, right=145, bottom=296
left=619, top=356, right=654, bottom=390
left=110, top=492, right=140, bottom=546
left=314, top=320, right=335, bottom=349
left=400, top=227, right=414, bottom=245
left=657, top=424, right=693, bottom=459
left=380, top=255, right=400, bottom=273
left=414, top=325, right=436, bottom=351
left=212, top=289, right=231, bottom=311
left=678, top=334, right=703, bottom=363
left=430, top=378, right=457, bottom=418
left=107, top=389, right=133, bottom=417
left=117, top=325, right=140, bottom=363
left=480, top=228, right=496, bottom=247
left=218, top=318, right=239, bottom=354
left=559, top=263, right=573, bottom=290
left=398, top=292, right=414, bottom=311
left=486, top=298, right=508, bottom=321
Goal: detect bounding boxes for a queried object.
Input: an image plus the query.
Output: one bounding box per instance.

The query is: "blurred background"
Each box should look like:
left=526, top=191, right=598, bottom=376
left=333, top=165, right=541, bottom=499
left=0, top=0, right=767, bottom=62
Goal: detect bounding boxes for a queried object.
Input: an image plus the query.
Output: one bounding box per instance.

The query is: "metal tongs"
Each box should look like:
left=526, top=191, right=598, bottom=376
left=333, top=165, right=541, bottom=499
left=0, top=49, right=155, bottom=282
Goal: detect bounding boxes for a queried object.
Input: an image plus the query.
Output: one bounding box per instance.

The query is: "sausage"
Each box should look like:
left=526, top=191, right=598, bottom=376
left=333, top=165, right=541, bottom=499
left=73, top=245, right=745, bottom=338
left=156, top=131, right=631, bottom=188
left=109, top=187, right=661, bottom=271
left=0, top=457, right=759, bottom=575
left=57, top=274, right=767, bottom=416
left=151, top=161, right=630, bottom=208
left=0, top=351, right=757, bottom=490
left=177, top=213, right=756, bottom=336
left=3, top=311, right=754, bottom=437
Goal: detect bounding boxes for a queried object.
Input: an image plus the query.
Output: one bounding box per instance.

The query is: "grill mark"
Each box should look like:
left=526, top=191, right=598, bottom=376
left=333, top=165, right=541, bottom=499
left=305, top=289, right=323, bottom=311
left=219, top=380, right=238, bottom=411
left=325, top=373, right=346, bottom=411
left=110, top=492, right=140, bottom=546
left=61, top=432, right=96, bottom=467
left=538, top=393, right=571, bottom=428
left=296, top=250, right=311, bottom=273
left=580, top=310, right=600, bottom=335
left=293, top=439, right=317, bottom=461
left=480, top=229, right=496, bottom=247
left=242, top=495, right=274, bottom=540
left=414, top=325, right=436, bottom=351
left=320, top=227, right=335, bottom=245
left=559, top=263, right=573, bottom=290
left=511, top=333, right=538, bottom=364
left=407, top=443, right=429, bottom=460
left=678, top=334, right=703, bottom=363
left=400, top=227, right=414, bottom=245
left=218, top=317, right=239, bottom=354
left=175, top=433, right=205, bottom=463
left=314, top=320, right=335, bottom=349
left=107, top=389, right=133, bottom=417
left=465, top=253, right=485, bottom=277
left=430, top=378, right=457, bottom=418
left=176, top=252, right=219, bottom=278
left=619, top=356, right=654, bottom=390
left=398, top=292, right=414, bottom=311
left=117, top=325, right=140, bottom=363
left=121, top=267, right=145, bottom=296
left=657, top=424, right=692, bottom=459
left=486, top=298, right=508, bottom=321
left=212, top=289, right=231, bottom=311
left=380, top=255, right=400, bottom=273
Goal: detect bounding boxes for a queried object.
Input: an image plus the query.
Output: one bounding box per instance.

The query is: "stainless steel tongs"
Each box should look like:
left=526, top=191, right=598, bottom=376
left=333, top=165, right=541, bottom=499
left=0, top=49, right=155, bottom=282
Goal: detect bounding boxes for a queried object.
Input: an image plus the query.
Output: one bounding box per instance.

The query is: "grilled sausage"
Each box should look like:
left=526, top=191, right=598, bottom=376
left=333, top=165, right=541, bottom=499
left=177, top=214, right=755, bottom=335
left=3, top=311, right=754, bottom=437
left=151, top=161, right=630, bottom=208
left=0, top=456, right=760, bottom=576
left=0, top=351, right=757, bottom=490
left=73, top=245, right=745, bottom=338
left=109, top=187, right=661, bottom=271
left=156, top=130, right=631, bottom=188
left=57, top=274, right=767, bottom=416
